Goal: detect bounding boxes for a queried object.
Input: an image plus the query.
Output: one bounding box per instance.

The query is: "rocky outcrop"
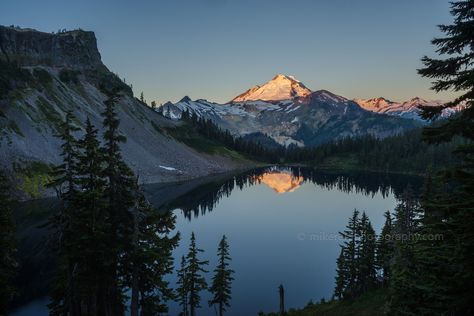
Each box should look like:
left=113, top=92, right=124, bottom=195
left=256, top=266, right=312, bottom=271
left=0, top=26, right=102, bottom=69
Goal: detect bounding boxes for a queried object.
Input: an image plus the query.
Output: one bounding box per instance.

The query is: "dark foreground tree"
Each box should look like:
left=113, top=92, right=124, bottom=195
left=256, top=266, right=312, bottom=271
left=48, top=111, right=81, bottom=316
left=0, top=170, right=17, bottom=314
left=209, top=235, right=234, bottom=316
left=334, top=209, right=377, bottom=300
left=128, top=191, right=179, bottom=316
left=176, top=255, right=189, bottom=316
left=73, top=118, right=109, bottom=315
left=388, top=190, right=421, bottom=314
left=375, top=211, right=393, bottom=286
left=48, top=94, right=180, bottom=315
left=101, top=92, right=136, bottom=315
left=335, top=209, right=360, bottom=299
left=185, top=232, right=209, bottom=316
left=412, top=1, right=474, bottom=313
left=357, top=212, right=376, bottom=293
left=334, top=248, right=347, bottom=300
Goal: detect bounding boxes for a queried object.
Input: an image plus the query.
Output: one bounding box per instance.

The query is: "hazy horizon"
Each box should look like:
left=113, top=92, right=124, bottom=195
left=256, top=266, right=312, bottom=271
left=0, top=0, right=459, bottom=104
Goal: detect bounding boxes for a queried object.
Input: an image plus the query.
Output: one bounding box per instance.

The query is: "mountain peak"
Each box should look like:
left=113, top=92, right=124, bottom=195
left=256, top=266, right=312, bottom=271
left=353, top=97, right=396, bottom=111
left=272, top=73, right=298, bottom=81
left=231, top=74, right=312, bottom=103
left=179, top=96, right=192, bottom=103
left=407, top=96, right=427, bottom=103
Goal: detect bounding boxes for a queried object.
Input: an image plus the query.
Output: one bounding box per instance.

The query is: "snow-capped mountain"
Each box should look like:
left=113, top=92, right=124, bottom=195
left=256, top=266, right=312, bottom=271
left=231, top=74, right=312, bottom=102
left=353, top=97, right=463, bottom=120
left=158, top=74, right=420, bottom=147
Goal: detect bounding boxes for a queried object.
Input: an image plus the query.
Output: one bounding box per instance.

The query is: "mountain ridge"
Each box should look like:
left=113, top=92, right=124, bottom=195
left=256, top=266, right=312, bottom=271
left=353, top=96, right=465, bottom=120
left=159, top=75, right=422, bottom=147
left=163, top=74, right=462, bottom=125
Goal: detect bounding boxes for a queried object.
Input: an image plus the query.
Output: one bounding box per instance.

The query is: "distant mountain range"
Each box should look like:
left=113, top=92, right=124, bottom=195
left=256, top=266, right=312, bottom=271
left=158, top=74, right=459, bottom=147
left=353, top=97, right=464, bottom=120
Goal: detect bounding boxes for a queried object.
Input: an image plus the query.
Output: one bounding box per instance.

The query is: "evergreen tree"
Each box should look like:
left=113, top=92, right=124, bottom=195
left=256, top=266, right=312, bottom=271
left=357, top=212, right=376, bottom=293
left=101, top=91, right=136, bottom=315
left=185, top=232, right=209, bottom=316
left=339, top=210, right=360, bottom=298
left=176, top=255, right=189, bottom=316
left=48, top=111, right=80, bottom=199
left=408, top=176, right=454, bottom=315
left=48, top=111, right=81, bottom=316
left=416, top=1, right=474, bottom=314
left=128, top=192, right=180, bottom=316
left=388, top=189, right=421, bottom=315
left=334, top=210, right=377, bottom=300
left=375, top=211, right=393, bottom=286
left=0, top=170, right=17, bottom=314
left=73, top=118, right=109, bottom=315
left=334, top=248, right=347, bottom=300
left=209, top=235, right=234, bottom=316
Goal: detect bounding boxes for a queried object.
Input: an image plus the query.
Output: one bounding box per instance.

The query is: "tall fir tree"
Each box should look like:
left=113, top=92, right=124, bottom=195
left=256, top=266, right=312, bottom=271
left=128, top=191, right=180, bottom=316
left=73, top=118, right=110, bottom=315
left=409, top=176, right=454, bottom=315
left=376, top=211, right=394, bottom=286
left=209, top=235, right=234, bottom=316
left=176, top=255, right=189, bottom=316
left=101, top=91, right=136, bottom=315
left=337, top=209, right=360, bottom=299
left=48, top=111, right=81, bottom=316
left=0, top=170, right=17, bottom=315
left=357, top=212, right=376, bottom=294
left=334, top=210, right=377, bottom=300
left=416, top=1, right=474, bottom=314
left=49, top=111, right=80, bottom=199
left=334, top=248, right=347, bottom=300
left=388, top=189, right=421, bottom=315
left=185, top=232, right=209, bottom=316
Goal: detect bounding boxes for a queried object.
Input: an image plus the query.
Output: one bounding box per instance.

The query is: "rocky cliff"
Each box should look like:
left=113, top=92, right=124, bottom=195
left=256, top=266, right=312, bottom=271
left=0, top=26, right=102, bottom=69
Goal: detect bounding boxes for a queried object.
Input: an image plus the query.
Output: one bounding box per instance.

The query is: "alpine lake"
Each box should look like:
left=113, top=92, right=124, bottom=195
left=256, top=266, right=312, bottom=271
left=10, top=166, right=422, bottom=316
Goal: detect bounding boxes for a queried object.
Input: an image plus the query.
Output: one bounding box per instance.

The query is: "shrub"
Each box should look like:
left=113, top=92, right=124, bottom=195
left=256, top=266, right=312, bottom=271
left=33, top=68, right=53, bottom=85
left=59, top=69, right=79, bottom=84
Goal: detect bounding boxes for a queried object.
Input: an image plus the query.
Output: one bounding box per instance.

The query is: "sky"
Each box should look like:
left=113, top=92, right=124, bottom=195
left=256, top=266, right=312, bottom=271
left=0, top=0, right=457, bottom=104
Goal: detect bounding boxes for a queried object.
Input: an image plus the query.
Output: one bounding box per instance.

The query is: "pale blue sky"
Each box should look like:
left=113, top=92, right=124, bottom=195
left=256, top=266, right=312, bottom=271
left=1, top=0, right=456, bottom=104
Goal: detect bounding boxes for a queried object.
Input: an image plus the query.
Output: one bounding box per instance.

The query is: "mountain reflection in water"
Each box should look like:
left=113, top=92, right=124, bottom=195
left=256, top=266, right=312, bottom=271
left=255, top=170, right=304, bottom=193
left=146, top=166, right=422, bottom=220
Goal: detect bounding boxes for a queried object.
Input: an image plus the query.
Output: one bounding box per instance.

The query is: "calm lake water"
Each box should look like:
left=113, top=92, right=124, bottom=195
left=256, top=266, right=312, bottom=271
left=11, top=167, right=421, bottom=316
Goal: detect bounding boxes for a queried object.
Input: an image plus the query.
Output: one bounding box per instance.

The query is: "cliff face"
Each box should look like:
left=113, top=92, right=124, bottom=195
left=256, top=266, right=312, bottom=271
left=0, top=26, right=250, bottom=198
left=0, top=26, right=102, bottom=69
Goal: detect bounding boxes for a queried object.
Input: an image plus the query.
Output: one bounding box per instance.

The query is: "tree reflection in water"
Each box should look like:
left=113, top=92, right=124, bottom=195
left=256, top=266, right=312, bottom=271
left=151, top=167, right=422, bottom=221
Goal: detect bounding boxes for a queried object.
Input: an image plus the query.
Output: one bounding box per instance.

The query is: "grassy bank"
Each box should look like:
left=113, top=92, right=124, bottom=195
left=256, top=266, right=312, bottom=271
left=261, top=289, right=387, bottom=316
